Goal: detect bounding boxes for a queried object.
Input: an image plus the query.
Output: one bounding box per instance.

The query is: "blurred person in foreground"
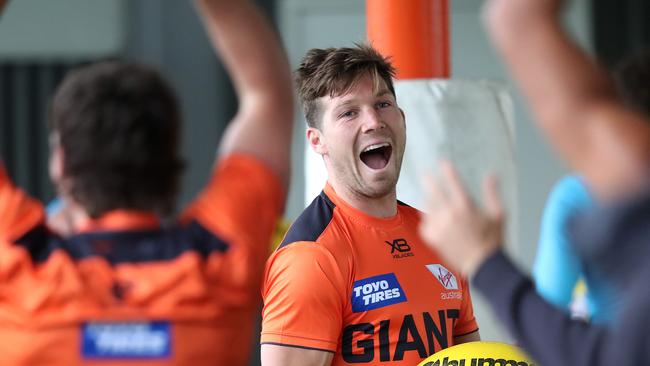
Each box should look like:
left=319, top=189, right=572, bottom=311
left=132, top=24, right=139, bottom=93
left=0, top=0, right=293, bottom=364
left=419, top=0, right=650, bottom=365
left=532, top=49, right=650, bottom=324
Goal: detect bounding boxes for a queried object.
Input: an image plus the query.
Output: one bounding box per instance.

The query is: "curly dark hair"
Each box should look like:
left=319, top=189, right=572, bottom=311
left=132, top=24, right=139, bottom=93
left=49, top=62, right=185, bottom=218
left=295, top=43, right=396, bottom=129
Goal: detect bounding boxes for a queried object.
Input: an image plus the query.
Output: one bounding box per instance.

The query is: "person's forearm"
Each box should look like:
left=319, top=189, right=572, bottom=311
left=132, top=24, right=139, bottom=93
left=485, top=2, right=612, bottom=110
left=194, top=0, right=292, bottom=113
left=192, top=0, right=293, bottom=185
left=485, top=4, right=611, bottom=168
left=473, top=250, right=613, bottom=366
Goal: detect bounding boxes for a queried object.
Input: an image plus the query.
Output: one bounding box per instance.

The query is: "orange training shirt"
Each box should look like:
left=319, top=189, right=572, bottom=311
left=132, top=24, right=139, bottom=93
left=261, top=184, right=478, bottom=365
left=0, top=154, right=283, bottom=365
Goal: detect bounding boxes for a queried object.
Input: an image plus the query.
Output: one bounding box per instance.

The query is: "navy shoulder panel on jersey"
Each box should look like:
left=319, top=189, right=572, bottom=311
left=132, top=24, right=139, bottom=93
left=14, top=224, right=65, bottom=263
left=397, top=199, right=411, bottom=207
left=279, top=191, right=335, bottom=248
left=397, top=199, right=424, bottom=217
left=14, top=220, right=230, bottom=265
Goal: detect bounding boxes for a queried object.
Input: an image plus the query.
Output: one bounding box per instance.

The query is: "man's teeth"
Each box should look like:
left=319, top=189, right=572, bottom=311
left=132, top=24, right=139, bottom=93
left=362, top=142, right=390, bottom=153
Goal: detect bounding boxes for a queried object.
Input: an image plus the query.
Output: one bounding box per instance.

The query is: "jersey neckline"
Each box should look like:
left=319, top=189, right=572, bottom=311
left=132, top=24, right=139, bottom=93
left=323, top=183, right=404, bottom=230
left=77, top=210, right=161, bottom=233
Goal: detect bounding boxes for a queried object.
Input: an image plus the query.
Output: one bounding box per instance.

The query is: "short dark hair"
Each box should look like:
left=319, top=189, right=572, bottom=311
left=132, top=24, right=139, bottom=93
left=614, top=48, right=650, bottom=118
left=295, top=44, right=396, bottom=128
left=50, top=62, right=184, bottom=218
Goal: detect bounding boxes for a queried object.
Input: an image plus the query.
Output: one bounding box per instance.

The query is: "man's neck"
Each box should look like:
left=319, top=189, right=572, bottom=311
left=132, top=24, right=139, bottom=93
left=328, top=180, right=397, bottom=218
left=47, top=198, right=89, bottom=236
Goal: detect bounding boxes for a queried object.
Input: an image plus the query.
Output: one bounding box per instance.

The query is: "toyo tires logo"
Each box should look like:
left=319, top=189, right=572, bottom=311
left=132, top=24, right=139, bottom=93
left=351, top=273, right=407, bottom=312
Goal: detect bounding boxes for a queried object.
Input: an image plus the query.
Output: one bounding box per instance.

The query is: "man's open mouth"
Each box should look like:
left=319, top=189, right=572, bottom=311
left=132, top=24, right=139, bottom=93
left=359, top=142, right=392, bottom=170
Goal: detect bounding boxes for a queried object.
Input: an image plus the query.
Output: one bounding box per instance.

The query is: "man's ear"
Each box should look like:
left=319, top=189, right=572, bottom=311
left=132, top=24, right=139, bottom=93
left=306, top=127, right=327, bottom=155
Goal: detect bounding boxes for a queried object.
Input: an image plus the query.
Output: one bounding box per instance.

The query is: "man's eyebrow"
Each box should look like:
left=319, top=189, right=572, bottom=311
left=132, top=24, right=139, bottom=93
left=375, top=89, right=392, bottom=97
left=333, top=99, right=357, bottom=111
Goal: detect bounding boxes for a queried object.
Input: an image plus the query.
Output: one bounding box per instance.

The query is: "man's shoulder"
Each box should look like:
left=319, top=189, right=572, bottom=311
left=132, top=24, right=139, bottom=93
left=265, top=193, right=348, bottom=284
left=279, top=192, right=337, bottom=249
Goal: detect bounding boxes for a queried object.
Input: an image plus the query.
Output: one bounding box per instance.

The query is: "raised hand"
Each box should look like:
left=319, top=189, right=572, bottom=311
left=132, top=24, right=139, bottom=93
left=419, top=161, right=504, bottom=277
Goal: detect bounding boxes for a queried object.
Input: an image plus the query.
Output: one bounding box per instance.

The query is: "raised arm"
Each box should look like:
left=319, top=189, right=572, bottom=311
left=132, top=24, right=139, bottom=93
left=483, top=0, right=650, bottom=199
left=193, top=0, right=293, bottom=188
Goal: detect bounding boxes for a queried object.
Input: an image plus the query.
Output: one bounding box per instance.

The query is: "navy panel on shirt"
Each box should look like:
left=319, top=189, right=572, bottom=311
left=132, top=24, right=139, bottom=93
left=572, top=186, right=650, bottom=287
left=279, top=191, right=335, bottom=248
left=14, top=220, right=230, bottom=265
left=397, top=199, right=411, bottom=207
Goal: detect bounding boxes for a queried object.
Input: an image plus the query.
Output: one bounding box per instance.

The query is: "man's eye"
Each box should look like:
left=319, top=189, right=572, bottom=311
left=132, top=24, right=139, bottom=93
left=340, top=110, right=357, bottom=119
left=377, top=101, right=391, bottom=108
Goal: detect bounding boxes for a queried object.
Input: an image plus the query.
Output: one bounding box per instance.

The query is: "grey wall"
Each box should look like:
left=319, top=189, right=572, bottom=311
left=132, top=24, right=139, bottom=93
left=0, top=0, right=126, bottom=60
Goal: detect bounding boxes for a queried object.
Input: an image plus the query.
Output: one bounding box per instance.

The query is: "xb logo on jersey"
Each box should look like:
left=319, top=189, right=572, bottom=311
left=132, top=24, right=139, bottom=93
left=385, top=238, right=414, bottom=259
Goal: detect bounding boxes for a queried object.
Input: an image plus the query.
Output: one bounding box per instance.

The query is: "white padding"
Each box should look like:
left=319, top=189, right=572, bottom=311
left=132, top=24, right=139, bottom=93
left=395, top=79, right=517, bottom=245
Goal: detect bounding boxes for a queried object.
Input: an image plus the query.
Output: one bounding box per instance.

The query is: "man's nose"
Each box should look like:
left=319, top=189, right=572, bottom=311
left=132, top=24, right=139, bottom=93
left=362, top=108, right=385, bottom=132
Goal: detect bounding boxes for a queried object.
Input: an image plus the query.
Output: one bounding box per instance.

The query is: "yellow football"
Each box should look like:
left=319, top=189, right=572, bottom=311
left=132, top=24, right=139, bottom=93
left=417, top=341, right=536, bottom=366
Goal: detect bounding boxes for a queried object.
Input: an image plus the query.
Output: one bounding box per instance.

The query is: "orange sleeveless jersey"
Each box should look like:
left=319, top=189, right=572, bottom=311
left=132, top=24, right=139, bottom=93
left=261, top=184, right=478, bottom=365
left=0, top=154, right=283, bottom=365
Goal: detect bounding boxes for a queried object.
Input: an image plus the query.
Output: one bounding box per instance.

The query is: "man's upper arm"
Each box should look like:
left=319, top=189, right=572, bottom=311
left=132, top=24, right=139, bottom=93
left=261, top=344, right=334, bottom=366
left=194, top=0, right=293, bottom=188
left=261, top=243, right=346, bottom=355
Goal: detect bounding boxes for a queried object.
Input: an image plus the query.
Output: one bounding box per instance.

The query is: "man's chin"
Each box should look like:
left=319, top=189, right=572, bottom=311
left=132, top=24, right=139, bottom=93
left=359, top=177, right=397, bottom=199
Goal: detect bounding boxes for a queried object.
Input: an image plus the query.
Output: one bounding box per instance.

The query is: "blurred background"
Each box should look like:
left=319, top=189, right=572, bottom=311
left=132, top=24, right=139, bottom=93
left=0, top=0, right=648, bottom=363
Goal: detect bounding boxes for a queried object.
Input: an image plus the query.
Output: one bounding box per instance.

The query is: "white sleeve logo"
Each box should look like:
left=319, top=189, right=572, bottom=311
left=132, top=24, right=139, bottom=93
left=425, top=264, right=459, bottom=290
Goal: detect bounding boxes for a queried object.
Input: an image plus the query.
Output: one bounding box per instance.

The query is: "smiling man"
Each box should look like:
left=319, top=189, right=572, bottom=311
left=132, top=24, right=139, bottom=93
left=260, top=45, right=480, bottom=366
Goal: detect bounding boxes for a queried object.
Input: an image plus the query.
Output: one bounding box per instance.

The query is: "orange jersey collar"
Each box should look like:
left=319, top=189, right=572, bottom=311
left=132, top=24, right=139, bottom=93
left=76, top=210, right=161, bottom=233
left=323, top=183, right=403, bottom=230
